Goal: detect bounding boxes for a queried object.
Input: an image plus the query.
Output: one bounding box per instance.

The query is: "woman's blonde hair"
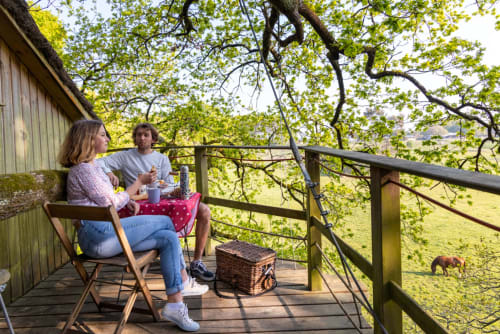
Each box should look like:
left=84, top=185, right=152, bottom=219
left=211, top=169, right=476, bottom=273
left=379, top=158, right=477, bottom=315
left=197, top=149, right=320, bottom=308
left=58, top=119, right=104, bottom=168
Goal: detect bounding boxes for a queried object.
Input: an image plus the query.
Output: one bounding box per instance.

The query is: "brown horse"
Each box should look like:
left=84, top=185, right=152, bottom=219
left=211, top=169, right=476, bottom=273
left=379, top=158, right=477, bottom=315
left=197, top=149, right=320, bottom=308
left=431, top=256, right=466, bottom=277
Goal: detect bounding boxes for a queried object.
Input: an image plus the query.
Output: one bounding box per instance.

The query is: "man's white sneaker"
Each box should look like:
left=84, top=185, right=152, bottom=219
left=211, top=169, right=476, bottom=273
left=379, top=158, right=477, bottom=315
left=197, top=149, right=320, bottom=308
left=162, top=303, right=200, bottom=332
left=182, top=276, right=209, bottom=297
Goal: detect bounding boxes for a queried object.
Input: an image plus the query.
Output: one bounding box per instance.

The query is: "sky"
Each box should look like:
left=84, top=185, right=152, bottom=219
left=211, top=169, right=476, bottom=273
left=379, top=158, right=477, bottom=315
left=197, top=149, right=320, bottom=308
left=235, top=9, right=500, bottom=114
left=455, top=14, right=499, bottom=66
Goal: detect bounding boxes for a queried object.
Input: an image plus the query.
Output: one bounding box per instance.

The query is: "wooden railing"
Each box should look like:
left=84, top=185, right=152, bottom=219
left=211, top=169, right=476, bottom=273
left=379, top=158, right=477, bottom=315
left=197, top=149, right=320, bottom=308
left=191, top=145, right=500, bottom=334
left=2, top=144, right=498, bottom=333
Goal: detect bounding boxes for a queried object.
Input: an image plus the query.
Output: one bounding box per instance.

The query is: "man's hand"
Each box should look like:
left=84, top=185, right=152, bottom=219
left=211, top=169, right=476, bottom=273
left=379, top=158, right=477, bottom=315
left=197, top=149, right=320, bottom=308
left=126, top=200, right=140, bottom=215
left=107, top=172, right=120, bottom=188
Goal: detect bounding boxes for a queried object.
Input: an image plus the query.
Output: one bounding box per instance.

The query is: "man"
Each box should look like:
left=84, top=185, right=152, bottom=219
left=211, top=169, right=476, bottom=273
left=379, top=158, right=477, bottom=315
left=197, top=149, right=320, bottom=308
left=98, top=123, right=215, bottom=281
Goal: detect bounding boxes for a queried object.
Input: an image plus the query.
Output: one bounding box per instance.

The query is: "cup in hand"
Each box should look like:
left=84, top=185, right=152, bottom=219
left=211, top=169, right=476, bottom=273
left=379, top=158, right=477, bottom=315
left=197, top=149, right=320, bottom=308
left=147, top=187, right=161, bottom=204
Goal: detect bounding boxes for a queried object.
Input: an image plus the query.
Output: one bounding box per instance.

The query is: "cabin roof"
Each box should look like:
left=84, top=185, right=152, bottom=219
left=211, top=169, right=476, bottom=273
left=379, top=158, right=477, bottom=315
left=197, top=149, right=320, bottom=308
left=0, top=0, right=97, bottom=120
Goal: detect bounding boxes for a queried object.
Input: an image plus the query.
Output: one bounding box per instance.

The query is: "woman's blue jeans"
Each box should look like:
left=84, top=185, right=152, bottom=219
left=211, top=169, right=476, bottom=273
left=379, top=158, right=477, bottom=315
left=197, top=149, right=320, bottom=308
left=77, top=214, right=185, bottom=295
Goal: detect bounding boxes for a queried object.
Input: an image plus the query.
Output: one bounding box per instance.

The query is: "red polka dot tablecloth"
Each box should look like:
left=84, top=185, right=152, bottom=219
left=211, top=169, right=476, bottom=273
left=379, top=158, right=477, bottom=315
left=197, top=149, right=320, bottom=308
left=118, top=192, right=201, bottom=237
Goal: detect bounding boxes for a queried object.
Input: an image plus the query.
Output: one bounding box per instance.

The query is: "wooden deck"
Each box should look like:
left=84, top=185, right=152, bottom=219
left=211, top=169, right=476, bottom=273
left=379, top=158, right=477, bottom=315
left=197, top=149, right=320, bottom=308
left=0, top=252, right=372, bottom=333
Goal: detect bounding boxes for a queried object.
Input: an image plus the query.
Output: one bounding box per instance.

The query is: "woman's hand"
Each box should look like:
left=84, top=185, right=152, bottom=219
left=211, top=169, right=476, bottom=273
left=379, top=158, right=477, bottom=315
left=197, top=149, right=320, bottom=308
left=106, top=172, right=120, bottom=188
left=138, top=171, right=157, bottom=185
left=126, top=171, right=157, bottom=198
left=126, top=200, right=140, bottom=215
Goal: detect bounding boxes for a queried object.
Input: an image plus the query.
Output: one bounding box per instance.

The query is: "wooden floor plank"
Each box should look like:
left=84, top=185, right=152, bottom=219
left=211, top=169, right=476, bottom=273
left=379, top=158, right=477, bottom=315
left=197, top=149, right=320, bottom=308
left=0, top=250, right=372, bottom=333
left=1, top=317, right=370, bottom=334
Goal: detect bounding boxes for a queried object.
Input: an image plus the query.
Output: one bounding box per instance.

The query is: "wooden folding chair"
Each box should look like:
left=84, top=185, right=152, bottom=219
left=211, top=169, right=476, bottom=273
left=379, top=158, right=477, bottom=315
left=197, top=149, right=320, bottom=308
left=42, top=202, right=160, bottom=334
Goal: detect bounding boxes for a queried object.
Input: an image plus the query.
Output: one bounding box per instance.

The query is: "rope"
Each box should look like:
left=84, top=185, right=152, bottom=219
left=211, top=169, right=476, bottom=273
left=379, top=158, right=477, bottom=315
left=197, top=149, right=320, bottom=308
left=238, top=1, right=387, bottom=332
left=389, top=180, right=500, bottom=232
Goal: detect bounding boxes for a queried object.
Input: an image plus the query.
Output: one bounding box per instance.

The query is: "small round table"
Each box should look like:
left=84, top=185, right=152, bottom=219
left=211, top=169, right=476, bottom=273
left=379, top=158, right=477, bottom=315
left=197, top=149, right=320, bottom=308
left=118, top=192, right=201, bottom=237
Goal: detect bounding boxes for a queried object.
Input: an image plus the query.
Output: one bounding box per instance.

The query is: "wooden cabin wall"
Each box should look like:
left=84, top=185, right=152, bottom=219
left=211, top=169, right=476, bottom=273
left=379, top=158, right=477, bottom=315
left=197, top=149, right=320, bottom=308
left=0, top=37, right=74, bottom=303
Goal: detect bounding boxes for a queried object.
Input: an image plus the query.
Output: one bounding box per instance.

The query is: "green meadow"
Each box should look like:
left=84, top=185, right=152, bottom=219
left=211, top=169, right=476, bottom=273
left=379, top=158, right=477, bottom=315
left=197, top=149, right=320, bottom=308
left=204, top=164, right=499, bottom=333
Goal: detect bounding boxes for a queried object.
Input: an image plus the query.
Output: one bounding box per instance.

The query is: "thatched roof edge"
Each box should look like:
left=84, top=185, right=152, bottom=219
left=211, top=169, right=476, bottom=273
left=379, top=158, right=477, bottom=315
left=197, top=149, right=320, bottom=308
left=0, top=0, right=97, bottom=119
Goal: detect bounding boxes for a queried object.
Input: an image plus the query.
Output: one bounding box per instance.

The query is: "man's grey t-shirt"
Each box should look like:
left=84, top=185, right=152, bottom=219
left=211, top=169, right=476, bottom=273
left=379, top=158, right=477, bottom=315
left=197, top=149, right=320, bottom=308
left=97, top=149, right=174, bottom=188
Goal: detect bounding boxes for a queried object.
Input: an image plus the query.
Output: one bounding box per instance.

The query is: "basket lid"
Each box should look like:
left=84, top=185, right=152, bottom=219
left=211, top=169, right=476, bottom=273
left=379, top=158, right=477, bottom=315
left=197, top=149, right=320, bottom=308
left=216, top=240, right=276, bottom=263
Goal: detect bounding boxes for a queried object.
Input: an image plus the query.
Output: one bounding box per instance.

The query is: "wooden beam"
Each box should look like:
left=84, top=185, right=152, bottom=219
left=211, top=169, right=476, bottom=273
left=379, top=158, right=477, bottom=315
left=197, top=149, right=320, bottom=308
left=311, top=216, right=373, bottom=279
left=195, top=147, right=212, bottom=255
left=0, top=170, right=67, bottom=220
left=305, top=145, right=500, bottom=195
left=194, top=147, right=209, bottom=202
left=205, top=196, right=306, bottom=221
left=388, top=281, right=449, bottom=334
left=306, top=151, right=322, bottom=291
left=0, top=6, right=91, bottom=121
left=371, top=167, right=402, bottom=334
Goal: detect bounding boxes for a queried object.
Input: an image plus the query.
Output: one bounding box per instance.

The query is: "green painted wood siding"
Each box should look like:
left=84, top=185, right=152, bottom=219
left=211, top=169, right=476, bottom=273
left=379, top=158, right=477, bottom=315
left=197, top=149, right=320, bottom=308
left=0, top=37, right=73, bottom=304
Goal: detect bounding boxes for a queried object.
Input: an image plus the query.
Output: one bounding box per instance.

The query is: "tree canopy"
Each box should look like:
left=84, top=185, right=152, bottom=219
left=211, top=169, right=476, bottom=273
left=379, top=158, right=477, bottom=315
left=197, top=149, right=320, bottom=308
left=40, top=0, right=498, bottom=175
left=29, top=1, right=499, bottom=331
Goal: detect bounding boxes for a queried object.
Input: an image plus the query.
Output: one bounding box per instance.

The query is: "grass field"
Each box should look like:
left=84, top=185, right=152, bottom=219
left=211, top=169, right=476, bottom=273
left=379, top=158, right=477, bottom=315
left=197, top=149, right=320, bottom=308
left=338, top=183, right=499, bottom=333
left=206, top=166, right=499, bottom=333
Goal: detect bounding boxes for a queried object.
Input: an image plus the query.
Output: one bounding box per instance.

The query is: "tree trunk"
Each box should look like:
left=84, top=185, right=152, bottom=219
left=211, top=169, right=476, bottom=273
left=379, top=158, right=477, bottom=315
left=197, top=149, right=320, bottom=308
left=0, top=170, right=67, bottom=220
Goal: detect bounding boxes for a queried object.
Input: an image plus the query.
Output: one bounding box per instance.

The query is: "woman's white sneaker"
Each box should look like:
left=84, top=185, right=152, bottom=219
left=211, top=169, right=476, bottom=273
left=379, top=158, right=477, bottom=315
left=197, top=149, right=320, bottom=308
left=182, top=276, right=209, bottom=296
left=162, top=303, right=200, bottom=332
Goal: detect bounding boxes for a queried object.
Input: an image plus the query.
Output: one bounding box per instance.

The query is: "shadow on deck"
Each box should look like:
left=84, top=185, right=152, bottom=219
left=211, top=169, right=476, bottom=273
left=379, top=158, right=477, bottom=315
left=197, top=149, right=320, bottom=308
left=1, top=251, right=372, bottom=333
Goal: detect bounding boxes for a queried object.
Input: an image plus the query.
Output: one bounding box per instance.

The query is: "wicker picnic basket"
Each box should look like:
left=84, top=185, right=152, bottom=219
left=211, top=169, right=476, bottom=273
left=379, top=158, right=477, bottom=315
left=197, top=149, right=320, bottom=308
left=215, top=240, right=276, bottom=295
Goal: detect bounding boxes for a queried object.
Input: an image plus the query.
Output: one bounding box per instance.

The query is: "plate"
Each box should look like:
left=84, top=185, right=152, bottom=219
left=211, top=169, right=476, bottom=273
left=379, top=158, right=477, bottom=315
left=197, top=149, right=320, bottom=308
left=161, top=184, right=177, bottom=194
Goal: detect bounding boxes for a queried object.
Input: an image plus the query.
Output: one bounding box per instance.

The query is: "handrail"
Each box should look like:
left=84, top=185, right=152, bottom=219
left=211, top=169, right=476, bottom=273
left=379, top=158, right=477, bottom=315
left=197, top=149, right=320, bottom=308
left=104, top=144, right=497, bottom=333
left=107, top=144, right=500, bottom=194
left=107, top=145, right=293, bottom=152
left=305, top=146, right=500, bottom=195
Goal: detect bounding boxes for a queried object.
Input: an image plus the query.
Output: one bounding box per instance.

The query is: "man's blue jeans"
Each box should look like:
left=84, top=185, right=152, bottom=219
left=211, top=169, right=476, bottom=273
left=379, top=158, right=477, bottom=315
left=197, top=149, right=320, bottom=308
left=78, top=214, right=185, bottom=295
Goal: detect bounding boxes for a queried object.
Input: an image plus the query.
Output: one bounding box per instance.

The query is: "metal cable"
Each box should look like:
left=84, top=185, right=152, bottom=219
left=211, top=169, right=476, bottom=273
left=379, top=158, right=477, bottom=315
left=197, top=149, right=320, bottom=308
left=316, top=159, right=370, bottom=179
left=169, top=155, right=195, bottom=159
left=318, top=158, right=498, bottom=231
left=315, top=266, right=364, bottom=333
left=238, top=1, right=387, bottom=332
left=210, top=230, right=307, bottom=263
left=211, top=218, right=306, bottom=240
left=389, top=179, right=500, bottom=232
left=204, top=154, right=296, bottom=162
left=314, top=243, right=365, bottom=327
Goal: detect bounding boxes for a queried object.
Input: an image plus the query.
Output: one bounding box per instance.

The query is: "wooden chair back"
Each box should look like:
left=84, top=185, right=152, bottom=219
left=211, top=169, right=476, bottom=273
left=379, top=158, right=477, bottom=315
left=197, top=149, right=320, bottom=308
left=42, top=201, right=160, bottom=334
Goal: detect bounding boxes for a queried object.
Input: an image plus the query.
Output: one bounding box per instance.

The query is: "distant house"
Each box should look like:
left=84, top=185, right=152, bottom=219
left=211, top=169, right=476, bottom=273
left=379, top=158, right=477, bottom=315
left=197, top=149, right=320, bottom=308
left=0, top=0, right=97, bottom=303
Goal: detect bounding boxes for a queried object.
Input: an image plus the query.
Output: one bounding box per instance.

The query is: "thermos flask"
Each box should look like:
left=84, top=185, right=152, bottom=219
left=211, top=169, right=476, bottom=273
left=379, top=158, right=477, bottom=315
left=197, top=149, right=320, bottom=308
left=180, top=165, right=190, bottom=199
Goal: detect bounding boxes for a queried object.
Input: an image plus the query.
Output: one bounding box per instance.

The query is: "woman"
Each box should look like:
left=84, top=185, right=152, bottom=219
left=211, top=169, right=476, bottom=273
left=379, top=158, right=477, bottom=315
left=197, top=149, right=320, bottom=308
left=59, top=119, right=204, bottom=332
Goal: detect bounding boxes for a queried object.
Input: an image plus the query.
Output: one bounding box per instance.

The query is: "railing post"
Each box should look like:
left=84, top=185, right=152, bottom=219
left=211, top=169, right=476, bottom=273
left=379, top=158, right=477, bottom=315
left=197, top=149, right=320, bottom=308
left=370, top=167, right=402, bottom=334
left=195, top=147, right=212, bottom=255
left=305, top=151, right=322, bottom=291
